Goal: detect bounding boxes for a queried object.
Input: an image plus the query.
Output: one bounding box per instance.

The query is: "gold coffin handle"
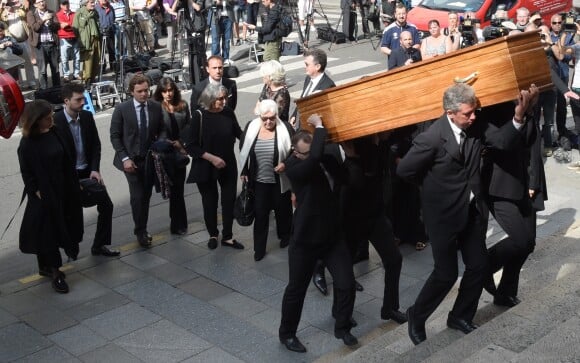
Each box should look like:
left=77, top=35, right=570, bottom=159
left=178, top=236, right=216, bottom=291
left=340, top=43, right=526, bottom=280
left=454, top=71, right=479, bottom=84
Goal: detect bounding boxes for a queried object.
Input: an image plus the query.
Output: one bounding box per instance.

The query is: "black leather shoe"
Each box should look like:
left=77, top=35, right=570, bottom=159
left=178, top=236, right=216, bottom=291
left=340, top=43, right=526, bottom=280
left=493, top=295, right=521, bottom=307
left=280, top=336, right=307, bottom=353
left=335, top=331, right=358, bottom=346
left=407, top=306, right=426, bottom=345
left=447, top=314, right=478, bottom=334
left=312, top=273, right=328, bottom=295
left=52, top=273, right=69, bottom=294
left=138, top=234, right=152, bottom=248
left=381, top=309, right=408, bottom=324
left=355, top=280, right=364, bottom=292
left=208, top=237, right=218, bottom=250
left=91, top=246, right=121, bottom=257
left=254, top=251, right=265, bottom=261
left=350, top=317, right=358, bottom=328
left=171, top=229, right=188, bottom=235
left=279, top=237, right=290, bottom=248
left=221, top=239, right=244, bottom=249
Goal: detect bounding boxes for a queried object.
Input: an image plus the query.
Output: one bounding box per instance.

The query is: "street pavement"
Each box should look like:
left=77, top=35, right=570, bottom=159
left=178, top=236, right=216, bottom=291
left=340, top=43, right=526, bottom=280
left=1, top=3, right=580, bottom=361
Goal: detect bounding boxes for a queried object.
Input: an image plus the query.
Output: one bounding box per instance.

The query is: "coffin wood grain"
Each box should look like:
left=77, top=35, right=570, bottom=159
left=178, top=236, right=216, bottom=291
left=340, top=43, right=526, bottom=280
left=296, top=31, right=552, bottom=142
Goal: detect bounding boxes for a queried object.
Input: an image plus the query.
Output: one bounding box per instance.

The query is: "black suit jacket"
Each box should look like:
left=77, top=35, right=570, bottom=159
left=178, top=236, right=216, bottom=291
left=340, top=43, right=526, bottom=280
left=291, top=73, right=336, bottom=123
left=397, top=114, right=483, bottom=233
left=110, top=99, right=166, bottom=170
left=285, top=128, right=339, bottom=245
left=190, top=78, right=238, bottom=112
left=53, top=110, right=101, bottom=172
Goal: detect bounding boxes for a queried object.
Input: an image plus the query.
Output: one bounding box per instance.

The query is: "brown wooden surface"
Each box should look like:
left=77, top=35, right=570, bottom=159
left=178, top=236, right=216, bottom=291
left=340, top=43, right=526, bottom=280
left=297, top=31, right=552, bottom=142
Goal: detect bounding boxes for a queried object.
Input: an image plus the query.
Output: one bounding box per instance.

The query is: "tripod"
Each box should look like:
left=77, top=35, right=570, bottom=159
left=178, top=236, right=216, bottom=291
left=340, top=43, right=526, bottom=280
left=115, top=20, right=128, bottom=99
left=131, top=15, right=152, bottom=54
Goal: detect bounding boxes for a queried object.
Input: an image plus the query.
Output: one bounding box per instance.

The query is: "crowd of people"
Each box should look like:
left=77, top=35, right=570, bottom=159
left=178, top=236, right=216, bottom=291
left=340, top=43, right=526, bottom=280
left=14, top=0, right=580, bottom=353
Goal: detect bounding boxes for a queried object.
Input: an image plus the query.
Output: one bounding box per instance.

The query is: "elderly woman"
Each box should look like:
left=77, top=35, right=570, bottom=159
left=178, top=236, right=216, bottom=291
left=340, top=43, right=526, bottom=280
left=254, top=60, right=290, bottom=123
left=240, top=99, right=293, bottom=261
left=153, top=77, right=190, bottom=235
left=185, top=83, right=244, bottom=250
left=420, top=19, right=459, bottom=59
left=17, top=100, right=83, bottom=293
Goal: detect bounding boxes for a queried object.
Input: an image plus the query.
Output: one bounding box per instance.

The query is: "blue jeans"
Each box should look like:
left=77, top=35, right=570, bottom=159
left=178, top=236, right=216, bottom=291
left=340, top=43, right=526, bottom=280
left=60, top=38, right=80, bottom=78
left=211, top=16, right=232, bottom=60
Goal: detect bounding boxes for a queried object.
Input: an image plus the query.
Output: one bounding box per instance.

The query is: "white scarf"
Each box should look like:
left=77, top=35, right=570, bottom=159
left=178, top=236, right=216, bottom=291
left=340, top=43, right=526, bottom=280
left=239, top=117, right=292, bottom=193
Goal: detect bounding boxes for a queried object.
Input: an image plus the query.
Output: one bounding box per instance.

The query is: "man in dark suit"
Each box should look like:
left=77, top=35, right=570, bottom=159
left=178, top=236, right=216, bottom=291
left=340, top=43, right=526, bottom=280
left=110, top=74, right=165, bottom=247
left=54, top=84, right=119, bottom=257
left=398, top=84, right=538, bottom=345
left=190, top=55, right=237, bottom=112
left=289, top=48, right=336, bottom=130
left=279, top=116, right=357, bottom=353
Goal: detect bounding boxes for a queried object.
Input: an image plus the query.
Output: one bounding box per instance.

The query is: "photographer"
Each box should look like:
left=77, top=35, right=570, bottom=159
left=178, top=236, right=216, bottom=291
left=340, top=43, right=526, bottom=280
left=388, top=30, right=421, bottom=69
left=72, top=0, right=100, bottom=85
left=95, top=0, right=116, bottom=73
left=129, top=0, right=156, bottom=55
left=208, top=0, right=234, bottom=64
left=27, top=0, right=61, bottom=89
left=0, top=21, right=22, bottom=78
left=481, top=7, right=512, bottom=42
left=380, top=4, right=420, bottom=65
left=244, top=0, right=281, bottom=61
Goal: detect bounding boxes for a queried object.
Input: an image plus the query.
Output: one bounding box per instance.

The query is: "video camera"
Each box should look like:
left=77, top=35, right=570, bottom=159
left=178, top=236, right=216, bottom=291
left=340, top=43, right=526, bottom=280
left=560, top=10, right=580, bottom=32
left=458, top=15, right=480, bottom=48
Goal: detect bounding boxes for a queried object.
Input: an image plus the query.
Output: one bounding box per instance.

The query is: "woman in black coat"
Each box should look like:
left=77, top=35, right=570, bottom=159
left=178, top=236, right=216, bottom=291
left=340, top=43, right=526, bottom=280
left=185, top=83, right=244, bottom=250
left=17, top=100, right=83, bottom=294
left=153, top=77, right=191, bottom=235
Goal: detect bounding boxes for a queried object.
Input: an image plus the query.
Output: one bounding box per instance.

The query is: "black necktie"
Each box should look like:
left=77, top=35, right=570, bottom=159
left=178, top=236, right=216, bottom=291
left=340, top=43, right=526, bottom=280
left=139, top=103, right=148, bottom=157
left=459, top=131, right=466, bottom=156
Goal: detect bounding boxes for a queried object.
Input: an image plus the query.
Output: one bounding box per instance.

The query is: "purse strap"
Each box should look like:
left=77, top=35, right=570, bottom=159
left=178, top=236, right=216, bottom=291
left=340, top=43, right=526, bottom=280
left=197, top=109, right=203, bottom=146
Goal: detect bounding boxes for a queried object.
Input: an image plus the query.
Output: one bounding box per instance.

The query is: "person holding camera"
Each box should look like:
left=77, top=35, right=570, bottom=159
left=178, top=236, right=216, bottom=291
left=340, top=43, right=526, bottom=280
left=95, top=0, right=116, bottom=73
left=380, top=3, right=420, bottom=66
left=27, top=0, right=61, bottom=89
left=388, top=30, right=421, bottom=69
left=73, top=0, right=100, bottom=85
left=244, top=0, right=281, bottom=61
left=129, top=0, right=156, bottom=55
left=56, top=0, right=81, bottom=82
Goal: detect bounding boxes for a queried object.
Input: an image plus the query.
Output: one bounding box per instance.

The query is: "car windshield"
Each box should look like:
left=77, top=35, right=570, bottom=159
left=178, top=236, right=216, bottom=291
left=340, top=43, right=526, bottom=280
left=419, top=0, right=485, bottom=12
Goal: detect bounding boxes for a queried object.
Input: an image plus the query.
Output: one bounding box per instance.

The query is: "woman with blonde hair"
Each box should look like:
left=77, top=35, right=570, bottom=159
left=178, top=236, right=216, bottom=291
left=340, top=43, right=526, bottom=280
left=254, top=60, right=290, bottom=122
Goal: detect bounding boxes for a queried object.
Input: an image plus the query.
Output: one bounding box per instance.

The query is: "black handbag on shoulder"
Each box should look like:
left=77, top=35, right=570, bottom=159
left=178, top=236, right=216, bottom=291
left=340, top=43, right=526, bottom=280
left=234, top=180, right=255, bottom=226
left=79, top=178, right=107, bottom=208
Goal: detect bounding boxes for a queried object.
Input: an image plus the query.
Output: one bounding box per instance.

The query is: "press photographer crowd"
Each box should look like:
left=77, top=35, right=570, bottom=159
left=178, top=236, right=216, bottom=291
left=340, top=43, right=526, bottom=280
left=5, top=0, right=580, bottom=353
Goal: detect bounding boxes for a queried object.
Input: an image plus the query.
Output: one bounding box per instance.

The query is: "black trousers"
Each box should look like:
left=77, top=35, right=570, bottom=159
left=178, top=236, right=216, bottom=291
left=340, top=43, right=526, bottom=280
left=169, top=166, right=188, bottom=232
left=412, top=201, right=489, bottom=324
left=37, top=43, right=60, bottom=89
left=37, top=249, right=63, bottom=270
left=196, top=164, right=237, bottom=240
left=345, top=213, right=402, bottom=313
left=487, top=197, right=535, bottom=297
left=78, top=168, right=113, bottom=247
left=252, top=182, right=292, bottom=255
left=124, top=161, right=153, bottom=236
left=280, top=240, right=356, bottom=339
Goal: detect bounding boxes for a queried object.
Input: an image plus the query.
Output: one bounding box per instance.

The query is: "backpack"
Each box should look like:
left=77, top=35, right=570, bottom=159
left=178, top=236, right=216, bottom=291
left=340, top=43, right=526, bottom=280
left=277, top=6, right=293, bottom=37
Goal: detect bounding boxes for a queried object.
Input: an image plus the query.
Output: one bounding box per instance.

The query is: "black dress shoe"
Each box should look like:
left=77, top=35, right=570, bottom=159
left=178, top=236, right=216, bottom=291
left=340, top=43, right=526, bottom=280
left=221, top=239, right=244, bottom=249
left=138, top=234, right=152, bottom=248
left=52, top=272, right=69, bottom=294
left=280, top=336, right=307, bottom=353
left=381, top=309, right=408, bottom=324
left=91, top=246, right=121, bottom=257
left=350, top=317, right=358, bottom=327
left=208, top=237, right=218, bottom=250
left=335, top=331, right=358, bottom=346
left=254, top=251, right=265, bottom=261
left=355, top=280, right=364, bottom=292
left=312, top=273, right=328, bottom=295
left=279, top=237, right=290, bottom=248
left=171, top=229, right=188, bottom=235
left=493, top=295, right=521, bottom=307
left=447, top=314, right=478, bottom=334
left=407, top=306, right=426, bottom=345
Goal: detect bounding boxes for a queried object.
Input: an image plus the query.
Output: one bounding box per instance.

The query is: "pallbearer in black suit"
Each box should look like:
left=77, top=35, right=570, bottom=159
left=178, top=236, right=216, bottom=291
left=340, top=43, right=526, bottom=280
left=54, top=84, right=119, bottom=257
left=279, top=115, right=357, bottom=353
left=110, top=74, right=166, bottom=248
left=397, top=84, right=489, bottom=345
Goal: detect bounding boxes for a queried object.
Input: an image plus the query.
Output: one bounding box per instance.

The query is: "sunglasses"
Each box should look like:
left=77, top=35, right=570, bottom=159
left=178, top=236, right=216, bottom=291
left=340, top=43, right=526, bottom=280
left=552, top=21, right=562, bottom=24
left=260, top=115, right=276, bottom=121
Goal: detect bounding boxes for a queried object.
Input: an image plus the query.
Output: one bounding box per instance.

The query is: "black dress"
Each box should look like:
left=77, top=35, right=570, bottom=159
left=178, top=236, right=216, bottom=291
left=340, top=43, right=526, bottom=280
left=18, top=129, right=83, bottom=267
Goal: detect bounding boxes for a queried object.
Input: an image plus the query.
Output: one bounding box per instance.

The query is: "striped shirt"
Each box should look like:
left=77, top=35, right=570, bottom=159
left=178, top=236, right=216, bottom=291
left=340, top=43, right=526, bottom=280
left=255, top=137, right=275, bottom=184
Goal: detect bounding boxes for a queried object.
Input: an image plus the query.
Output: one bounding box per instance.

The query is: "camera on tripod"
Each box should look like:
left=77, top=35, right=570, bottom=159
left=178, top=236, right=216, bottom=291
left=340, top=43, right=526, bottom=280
left=458, top=15, right=479, bottom=47
left=561, top=10, right=580, bottom=32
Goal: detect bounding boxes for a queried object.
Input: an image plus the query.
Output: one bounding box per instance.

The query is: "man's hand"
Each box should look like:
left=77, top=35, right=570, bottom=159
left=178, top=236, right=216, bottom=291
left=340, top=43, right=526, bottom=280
left=123, top=159, right=137, bottom=173
left=240, top=175, right=248, bottom=182
left=307, top=113, right=323, bottom=128
left=564, top=90, right=580, bottom=100
left=514, top=85, right=538, bottom=123
left=529, top=189, right=536, bottom=198
left=289, top=116, right=296, bottom=127
left=90, top=171, right=103, bottom=184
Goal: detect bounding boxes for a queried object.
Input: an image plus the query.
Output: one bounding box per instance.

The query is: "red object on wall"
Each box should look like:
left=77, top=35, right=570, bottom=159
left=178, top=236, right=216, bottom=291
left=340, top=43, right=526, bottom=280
left=0, top=68, right=25, bottom=139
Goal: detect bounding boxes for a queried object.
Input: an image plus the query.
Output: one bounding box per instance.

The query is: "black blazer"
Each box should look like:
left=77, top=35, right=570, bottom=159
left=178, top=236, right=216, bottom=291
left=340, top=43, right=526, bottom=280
left=397, top=114, right=483, bottom=232
left=190, top=78, right=238, bottom=112
left=285, top=127, right=339, bottom=245
left=291, top=73, right=336, bottom=124
left=53, top=109, right=102, bottom=172
left=110, top=99, right=166, bottom=170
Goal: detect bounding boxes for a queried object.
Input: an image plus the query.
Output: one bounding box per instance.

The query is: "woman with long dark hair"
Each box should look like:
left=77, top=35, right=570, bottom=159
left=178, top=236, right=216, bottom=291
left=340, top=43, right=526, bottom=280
left=17, top=100, right=83, bottom=293
left=185, top=83, right=244, bottom=250
left=153, top=77, right=190, bottom=235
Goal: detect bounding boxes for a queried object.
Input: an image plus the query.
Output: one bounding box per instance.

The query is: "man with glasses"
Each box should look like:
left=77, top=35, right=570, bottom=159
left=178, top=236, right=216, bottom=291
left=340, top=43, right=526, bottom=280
left=27, top=0, right=61, bottom=89
left=56, top=0, right=81, bottom=82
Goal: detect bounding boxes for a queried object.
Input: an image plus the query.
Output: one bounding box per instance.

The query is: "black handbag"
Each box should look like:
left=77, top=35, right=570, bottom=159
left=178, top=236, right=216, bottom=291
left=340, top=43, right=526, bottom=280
left=234, top=181, right=255, bottom=226
left=79, top=178, right=107, bottom=208
left=280, top=41, right=302, bottom=56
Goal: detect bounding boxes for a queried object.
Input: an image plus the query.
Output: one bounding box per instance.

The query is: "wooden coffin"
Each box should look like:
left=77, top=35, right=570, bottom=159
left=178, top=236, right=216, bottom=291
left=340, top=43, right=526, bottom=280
left=296, top=31, right=552, bottom=142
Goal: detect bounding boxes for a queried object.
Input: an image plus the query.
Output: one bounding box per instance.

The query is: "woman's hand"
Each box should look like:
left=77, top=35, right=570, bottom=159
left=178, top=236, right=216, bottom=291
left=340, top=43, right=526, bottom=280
left=274, top=163, right=285, bottom=173
left=210, top=155, right=226, bottom=169
left=169, top=139, right=186, bottom=154
left=240, top=175, right=248, bottom=182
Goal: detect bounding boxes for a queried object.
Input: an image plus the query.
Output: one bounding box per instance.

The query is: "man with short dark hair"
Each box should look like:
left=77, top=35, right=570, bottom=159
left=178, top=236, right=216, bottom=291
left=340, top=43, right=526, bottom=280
left=54, top=84, right=119, bottom=257
left=189, top=55, right=237, bottom=112
left=380, top=3, right=420, bottom=65
left=110, top=74, right=165, bottom=247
